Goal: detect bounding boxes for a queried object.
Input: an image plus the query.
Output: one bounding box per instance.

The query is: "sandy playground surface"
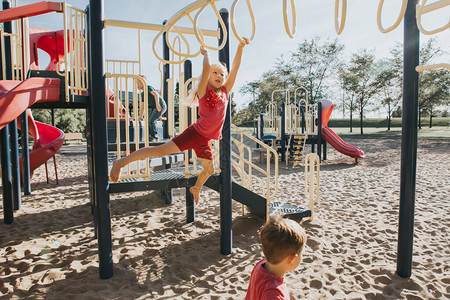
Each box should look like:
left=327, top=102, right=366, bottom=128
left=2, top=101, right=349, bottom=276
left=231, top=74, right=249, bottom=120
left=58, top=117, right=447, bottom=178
left=0, top=135, right=449, bottom=299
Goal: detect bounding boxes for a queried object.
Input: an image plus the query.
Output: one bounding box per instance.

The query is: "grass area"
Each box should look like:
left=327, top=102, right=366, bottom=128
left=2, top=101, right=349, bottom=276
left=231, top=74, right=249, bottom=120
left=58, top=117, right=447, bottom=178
left=238, top=118, right=450, bottom=139
left=236, top=125, right=450, bottom=139
left=332, top=126, right=450, bottom=138
left=328, top=117, right=450, bottom=128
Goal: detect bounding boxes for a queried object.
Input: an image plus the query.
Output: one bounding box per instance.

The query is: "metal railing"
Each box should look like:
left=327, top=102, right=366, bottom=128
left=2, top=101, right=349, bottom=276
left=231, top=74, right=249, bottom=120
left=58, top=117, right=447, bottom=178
left=106, top=73, right=150, bottom=180
left=58, top=3, right=88, bottom=101
left=231, top=124, right=278, bottom=220
left=0, top=17, right=29, bottom=80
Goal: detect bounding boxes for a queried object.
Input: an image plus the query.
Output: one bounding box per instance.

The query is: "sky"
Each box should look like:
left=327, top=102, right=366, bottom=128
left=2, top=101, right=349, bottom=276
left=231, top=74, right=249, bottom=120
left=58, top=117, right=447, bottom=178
left=19, top=0, right=450, bottom=114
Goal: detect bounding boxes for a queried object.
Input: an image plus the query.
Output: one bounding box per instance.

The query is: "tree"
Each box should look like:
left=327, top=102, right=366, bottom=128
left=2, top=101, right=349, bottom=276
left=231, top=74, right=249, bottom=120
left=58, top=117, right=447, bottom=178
left=340, top=50, right=378, bottom=134
left=32, top=108, right=86, bottom=135
left=338, top=65, right=358, bottom=132
left=238, top=37, right=344, bottom=124
left=373, top=59, right=402, bottom=130
left=419, top=68, right=450, bottom=127
left=291, top=36, right=344, bottom=103
left=389, top=38, right=447, bottom=129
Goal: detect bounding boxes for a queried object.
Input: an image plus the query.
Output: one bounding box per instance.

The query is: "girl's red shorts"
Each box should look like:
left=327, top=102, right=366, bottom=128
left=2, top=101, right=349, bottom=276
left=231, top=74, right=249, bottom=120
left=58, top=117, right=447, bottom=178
left=172, top=125, right=213, bottom=160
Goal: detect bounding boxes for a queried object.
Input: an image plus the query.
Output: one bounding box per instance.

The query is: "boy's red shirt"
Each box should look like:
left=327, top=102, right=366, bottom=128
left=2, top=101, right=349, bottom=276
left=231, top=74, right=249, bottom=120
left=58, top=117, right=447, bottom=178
left=246, top=259, right=291, bottom=300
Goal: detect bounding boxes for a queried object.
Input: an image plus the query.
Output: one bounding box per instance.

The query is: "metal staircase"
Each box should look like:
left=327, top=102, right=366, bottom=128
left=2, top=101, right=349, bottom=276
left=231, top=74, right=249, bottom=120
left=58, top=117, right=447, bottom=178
left=288, top=134, right=307, bottom=166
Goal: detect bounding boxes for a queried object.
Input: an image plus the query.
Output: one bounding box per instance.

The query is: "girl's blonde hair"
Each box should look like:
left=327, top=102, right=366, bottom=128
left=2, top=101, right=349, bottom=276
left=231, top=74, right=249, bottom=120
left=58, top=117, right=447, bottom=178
left=181, top=63, right=228, bottom=107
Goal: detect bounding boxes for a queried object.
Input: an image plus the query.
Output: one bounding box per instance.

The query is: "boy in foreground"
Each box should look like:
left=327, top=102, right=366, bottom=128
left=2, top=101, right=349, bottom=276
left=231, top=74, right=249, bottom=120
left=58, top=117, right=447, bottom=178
left=246, top=215, right=307, bottom=299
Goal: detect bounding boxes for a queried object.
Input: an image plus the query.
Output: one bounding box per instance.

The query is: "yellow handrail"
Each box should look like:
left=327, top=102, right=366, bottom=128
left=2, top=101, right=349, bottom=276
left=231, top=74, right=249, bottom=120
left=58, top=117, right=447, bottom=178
left=416, top=63, right=450, bottom=72
left=231, top=124, right=279, bottom=220
left=106, top=73, right=150, bottom=181
left=304, top=153, right=320, bottom=221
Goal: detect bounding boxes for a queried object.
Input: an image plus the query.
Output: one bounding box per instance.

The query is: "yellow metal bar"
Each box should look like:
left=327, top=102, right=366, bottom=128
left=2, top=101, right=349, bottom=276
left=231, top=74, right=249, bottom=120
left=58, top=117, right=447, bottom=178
left=104, top=18, right=220, bottom=38
left=377, top=0, right=408, bottom=33
left=416, top=63, right=450, bottom=72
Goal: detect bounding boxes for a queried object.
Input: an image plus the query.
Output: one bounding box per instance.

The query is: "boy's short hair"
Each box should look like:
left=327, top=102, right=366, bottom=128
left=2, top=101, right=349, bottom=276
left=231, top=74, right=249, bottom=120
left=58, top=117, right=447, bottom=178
left=260, top=215, right=307, bottom=264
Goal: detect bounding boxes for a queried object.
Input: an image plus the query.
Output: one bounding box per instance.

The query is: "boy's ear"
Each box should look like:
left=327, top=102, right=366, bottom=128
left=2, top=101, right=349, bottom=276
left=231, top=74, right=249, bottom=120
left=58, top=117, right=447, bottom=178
left=286, top=253, right=298, bottom=265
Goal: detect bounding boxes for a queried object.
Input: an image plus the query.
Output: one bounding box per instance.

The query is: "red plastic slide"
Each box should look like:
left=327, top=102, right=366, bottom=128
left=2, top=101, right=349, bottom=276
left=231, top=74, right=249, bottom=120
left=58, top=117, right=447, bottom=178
left=0, top=78, right=64, bottom=176
left=17, top=110, right=65, bottom=176
left=0, top=78, right=60, bottom=130
left=320, top=99, right=365, bottom=160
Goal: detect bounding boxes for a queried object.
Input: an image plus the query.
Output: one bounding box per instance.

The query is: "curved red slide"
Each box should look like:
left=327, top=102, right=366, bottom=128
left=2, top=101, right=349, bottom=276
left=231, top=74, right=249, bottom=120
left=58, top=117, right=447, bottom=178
left=0, top=78, right=60, bottom=130
left=320, top=99, right=365, bottom=159
left=17, top=110, right=65, bottom=176
left=0, top=78, right=64, bottom=176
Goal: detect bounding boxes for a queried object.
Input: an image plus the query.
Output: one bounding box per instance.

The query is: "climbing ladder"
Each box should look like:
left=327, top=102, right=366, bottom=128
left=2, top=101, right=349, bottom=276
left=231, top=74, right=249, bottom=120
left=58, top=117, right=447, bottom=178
left=288, top=134, right=307, bottom=167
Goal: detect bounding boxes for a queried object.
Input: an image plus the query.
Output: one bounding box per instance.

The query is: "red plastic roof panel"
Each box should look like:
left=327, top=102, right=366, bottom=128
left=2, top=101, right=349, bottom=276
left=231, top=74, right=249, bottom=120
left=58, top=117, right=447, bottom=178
left=0, top=1, right=62, bottom=23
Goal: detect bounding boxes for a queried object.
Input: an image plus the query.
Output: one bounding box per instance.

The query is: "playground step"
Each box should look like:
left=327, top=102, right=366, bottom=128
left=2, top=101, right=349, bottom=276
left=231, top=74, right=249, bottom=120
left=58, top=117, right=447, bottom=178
left=109, top=167, right=220, bottom=194
left=293, top=135, right=307, bottom=139
left=290, top=148, right=304, bottom=153
left=269, top=201, right=311, bottom=220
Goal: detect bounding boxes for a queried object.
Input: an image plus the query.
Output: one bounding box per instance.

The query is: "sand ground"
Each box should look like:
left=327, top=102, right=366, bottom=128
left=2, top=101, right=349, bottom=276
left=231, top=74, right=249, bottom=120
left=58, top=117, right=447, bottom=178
left=1, top=136, right=449, bottom=299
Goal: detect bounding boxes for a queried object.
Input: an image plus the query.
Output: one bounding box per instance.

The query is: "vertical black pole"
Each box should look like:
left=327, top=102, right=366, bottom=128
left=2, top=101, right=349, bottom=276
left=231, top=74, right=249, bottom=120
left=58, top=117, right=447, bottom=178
left=219, top=8, right=231, bottom=255
left=184, top=60, right=192, bottom=126
left=3, top=0, right=12, bottom=81
left=85, top=6, right=97, bottom=239
left=397, top=0, right=419, bottom=279
left=183, top=61, right=195, bottom=222
left=51, top=109, right=55, bottom=126
left=1, top=126, right=13, bottom=224
left=259, top=114, right=264, bottom=138
left=21, top=111, right=31, bottom=195
left=280, top=102, right=286, bottom=162
left=20, top=111, right=31, bottom=195
left=3, top=0, right=21, bottom=210
left=300, top=106, right=305, bottom=133
left=162, top=21, right=170, bottom=139
left=9, top=119, right=21, bottom=210
left=88, top=0, right=113, bottom=279
left=184, top=60, right=193, bottom=163
left=317, top=101, right=322, bottom=161
left=1, top=0, right=14, bottom=223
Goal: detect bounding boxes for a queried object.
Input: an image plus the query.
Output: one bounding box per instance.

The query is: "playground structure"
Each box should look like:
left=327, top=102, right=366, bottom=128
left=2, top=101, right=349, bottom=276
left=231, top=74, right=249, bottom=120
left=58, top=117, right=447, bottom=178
left=0, top=0, right=319, bottom=280
left=0, top=0, right=447, bottom=280
left=255, top=86, right=365, bottom=165
left=103, top=2, right=317, bottom=223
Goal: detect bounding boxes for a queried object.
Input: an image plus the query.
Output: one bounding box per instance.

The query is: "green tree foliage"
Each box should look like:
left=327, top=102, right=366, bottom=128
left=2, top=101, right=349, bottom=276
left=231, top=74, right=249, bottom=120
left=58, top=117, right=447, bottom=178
left=339, top=49, right=378, bottom=134
left=419, top=68, right=450, bottom=127
left=390, top=38, right=448, bottom=129
left=338, top=64, right=357, bottom=132
left=291, top=36, right=345, bottom=103
left=239, top=37, right=344, bottom=124
left=31, top=109, right=86, bottom=135
left=372, top=58, right=402, bottom=130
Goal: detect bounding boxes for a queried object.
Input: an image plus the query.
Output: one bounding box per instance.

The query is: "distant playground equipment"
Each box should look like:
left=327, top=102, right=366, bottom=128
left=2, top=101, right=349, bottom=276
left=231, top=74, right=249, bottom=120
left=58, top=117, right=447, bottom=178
left=0, top=0, right=441, bottom=280
left=255, top=88, right=365, bottom=164
left=320, top=99, right=365, bottom=163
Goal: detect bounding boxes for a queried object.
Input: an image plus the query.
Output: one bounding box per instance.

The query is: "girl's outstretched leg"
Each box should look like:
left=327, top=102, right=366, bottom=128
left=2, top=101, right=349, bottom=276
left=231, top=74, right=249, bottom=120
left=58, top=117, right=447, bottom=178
left=109, top=140, right=180, bottom=183
left=189, top=158, right=215, bottom=205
